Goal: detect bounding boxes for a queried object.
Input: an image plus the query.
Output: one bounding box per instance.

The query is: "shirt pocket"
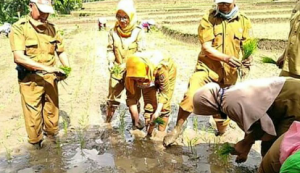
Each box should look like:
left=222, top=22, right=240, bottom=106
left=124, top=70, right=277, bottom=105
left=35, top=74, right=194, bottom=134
left=213, top=25, right=223, bottom=49
left=49, top=39, right=57, bottom=55
left=25, top=40, right=38, bottom=56
left=234, top=29, right=243, bottom=53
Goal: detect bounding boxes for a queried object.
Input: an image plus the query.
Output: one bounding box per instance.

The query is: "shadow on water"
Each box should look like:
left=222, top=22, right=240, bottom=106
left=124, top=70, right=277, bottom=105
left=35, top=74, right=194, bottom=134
left=0, top=104, right=260, bottom=173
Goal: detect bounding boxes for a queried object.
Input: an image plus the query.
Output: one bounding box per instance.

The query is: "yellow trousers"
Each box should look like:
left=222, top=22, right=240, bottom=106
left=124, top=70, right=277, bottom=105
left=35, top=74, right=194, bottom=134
left=107, top=72, right=126, bottom=108
left=143, top=65, right=177, bottom=119
left=19, top=73, right=59, bottom=144
left=179, top=70, right=230, bottom=113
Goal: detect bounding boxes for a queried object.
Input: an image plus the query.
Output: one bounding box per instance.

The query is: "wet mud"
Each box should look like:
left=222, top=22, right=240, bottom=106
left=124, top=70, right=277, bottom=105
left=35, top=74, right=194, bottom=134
left=0, top=104, right=260, bottom=173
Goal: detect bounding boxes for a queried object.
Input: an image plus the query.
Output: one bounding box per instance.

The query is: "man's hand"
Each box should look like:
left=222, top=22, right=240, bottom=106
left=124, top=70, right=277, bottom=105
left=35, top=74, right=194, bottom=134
left=225, top=56, right=242, bottom=68
left=276, top=54, right=285, bottom=69
left=242, top=56, right=253, bottom=67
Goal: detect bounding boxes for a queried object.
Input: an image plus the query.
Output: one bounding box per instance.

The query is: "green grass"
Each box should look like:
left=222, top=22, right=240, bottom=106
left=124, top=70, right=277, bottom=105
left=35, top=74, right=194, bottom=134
left=216, top=142, right=235, bottom=163
left=261, top=56, right=277, bottom=64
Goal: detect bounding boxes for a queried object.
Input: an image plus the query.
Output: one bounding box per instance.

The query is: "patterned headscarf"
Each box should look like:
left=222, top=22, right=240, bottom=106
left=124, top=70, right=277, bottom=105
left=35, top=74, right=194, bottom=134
left=193, top=77, right=286, bottom=137
left=114, top=0, right=137, bottom=38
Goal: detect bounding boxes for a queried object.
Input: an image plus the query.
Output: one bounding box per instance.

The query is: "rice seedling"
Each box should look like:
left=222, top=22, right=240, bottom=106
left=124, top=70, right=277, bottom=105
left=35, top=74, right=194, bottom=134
left=261, top=56, right=277, bottom=64
left=216, top=142, right=234, bottom=164
left=192, top=116, right=198, bottom=132
left=63, top=118, right=68, bottom=135
left=185, top=135, right=201, bottom=159
left=56, top=138, right=62, bottom=154
left=238, top=38, right=258, bottom=80
left=111, top=64, right=123, bottom=79
left=242, top=38, right=258, bottom=60
left=77, top=130, right=86, bottom=150
left=119, top=109, right=126, bottom=135
left=59, top=66, right=72, bottom=77
left=1, top=142, right=12, bottom=163
left=153, top=117, right=165, bottom=125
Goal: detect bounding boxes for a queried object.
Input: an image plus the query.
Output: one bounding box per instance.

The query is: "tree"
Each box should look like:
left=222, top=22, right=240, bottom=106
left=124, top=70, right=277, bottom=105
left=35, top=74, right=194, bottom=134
left=54, top=0, right=83, bottom=14
left=0, top=0, right=29, bottom=24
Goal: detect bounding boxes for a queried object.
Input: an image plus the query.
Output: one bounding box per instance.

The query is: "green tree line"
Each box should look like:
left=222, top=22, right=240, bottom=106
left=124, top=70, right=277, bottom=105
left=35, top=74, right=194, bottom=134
left=0, top=0, right=102, bottom=24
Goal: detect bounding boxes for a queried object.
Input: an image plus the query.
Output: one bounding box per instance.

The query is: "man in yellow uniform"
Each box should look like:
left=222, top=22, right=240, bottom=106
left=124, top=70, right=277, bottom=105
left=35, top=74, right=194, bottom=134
left=9, top=0, right=70, bottom=148
left=277, top=1, right=300, bottom=78
left=163, top=0, right=252, bottom=147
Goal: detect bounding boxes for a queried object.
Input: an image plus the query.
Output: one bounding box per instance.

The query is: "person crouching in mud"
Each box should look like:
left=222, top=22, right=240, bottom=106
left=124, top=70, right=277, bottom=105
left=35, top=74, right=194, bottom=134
left=125, top=51, right=177, bottom=136
left=191, top=77, right=300, bottom=163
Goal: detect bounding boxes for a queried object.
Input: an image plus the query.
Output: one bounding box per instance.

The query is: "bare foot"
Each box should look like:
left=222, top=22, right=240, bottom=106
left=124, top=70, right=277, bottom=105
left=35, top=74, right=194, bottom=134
left=163, top=126, right=182, bottom=147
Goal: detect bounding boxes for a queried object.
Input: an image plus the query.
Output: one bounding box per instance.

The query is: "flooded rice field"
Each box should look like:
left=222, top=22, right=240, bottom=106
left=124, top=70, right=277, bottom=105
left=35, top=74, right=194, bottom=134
left=0, top=104, right=261, bottom=173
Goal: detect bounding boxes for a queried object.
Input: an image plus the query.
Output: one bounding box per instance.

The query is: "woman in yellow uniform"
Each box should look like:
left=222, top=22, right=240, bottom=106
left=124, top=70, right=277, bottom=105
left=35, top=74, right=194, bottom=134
left=106, top=0, right=145, bottom=125
left=125, top=51, right=177, bottom=135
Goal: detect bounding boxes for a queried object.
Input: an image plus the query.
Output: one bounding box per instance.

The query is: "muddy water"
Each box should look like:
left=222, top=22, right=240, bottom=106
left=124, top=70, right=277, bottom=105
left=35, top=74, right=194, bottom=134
left=0, top=104, right=260, bottom=173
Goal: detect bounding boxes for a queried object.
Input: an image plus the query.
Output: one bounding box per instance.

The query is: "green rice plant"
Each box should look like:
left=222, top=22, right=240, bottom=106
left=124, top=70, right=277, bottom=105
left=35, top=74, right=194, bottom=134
left=111, top=64, right=122, bottom=79
left=153, top=117, right=165, bottom=125
left=185, top=135, right=201, bottom=159
left=63, top=118, right=68, bottom=135
left=1, top=142, right=12, bottom=163
left=192, top=116, right=198, bottom=132
left=216, top=142, right=234, bottom=164
left=242, top=38, right=258, bottom=60
left=56, top=138, right=62, bottom=154
left=261, top=56, right=277, bottom=64
left=77, top=130, right=86, bottom=150
left=59, top=66, right=72, bottom=77
left=119, top=109, right=126, bottom=135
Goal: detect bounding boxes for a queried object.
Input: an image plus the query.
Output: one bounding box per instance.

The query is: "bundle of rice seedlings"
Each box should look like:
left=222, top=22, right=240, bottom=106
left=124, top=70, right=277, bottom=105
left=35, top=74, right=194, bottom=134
left=153, top=117, right=165, bottom=125
left=261, top=56, right=277, bottom=64
left=59, top=66, right=72, bottom=77
left=111, top=64, right=122, bottom=78
left=242, top=38, right=258, bottom=60
left=217, top=142, right=235, bottom=156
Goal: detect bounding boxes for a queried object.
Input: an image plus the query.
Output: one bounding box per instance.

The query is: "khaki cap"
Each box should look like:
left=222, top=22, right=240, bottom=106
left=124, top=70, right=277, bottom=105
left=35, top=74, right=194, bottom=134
left=30, top=0, right=54, bottom=14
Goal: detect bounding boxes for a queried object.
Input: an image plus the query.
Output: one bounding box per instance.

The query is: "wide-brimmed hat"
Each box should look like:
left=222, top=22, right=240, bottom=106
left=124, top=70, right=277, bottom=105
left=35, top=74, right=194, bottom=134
left=30, top=0, right=54, bottom=14
left=215, top=0, right=234, bottom=3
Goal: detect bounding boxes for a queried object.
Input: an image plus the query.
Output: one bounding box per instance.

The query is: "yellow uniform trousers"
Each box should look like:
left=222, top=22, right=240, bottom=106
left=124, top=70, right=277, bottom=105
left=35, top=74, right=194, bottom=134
left=143, top=64, right=177, bottom=119
left=107, top=72, right=126, bottom=108
left=179, top=70, right=231, bottom=113
left=20, top=73, right=59, bottom=144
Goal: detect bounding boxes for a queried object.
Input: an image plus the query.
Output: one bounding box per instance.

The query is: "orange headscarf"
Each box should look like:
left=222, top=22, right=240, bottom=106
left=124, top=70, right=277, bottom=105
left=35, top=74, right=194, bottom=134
left=125, top=51, right=166, bottom=94
left=115, top=0, right=137, bottom=38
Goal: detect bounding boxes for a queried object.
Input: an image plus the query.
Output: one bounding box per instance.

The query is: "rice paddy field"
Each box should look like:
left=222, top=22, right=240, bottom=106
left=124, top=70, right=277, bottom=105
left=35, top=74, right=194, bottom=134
left=0, top=0, right=294, bottom=172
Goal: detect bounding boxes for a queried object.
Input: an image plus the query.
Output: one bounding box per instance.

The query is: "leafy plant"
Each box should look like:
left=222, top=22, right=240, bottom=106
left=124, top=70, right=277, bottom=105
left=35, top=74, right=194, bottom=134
left=261, top=56, right=276, bottom=64
left=153, top=117, right=165, bottom=125
left=119, top=109, right=126, bottom=134
left=59, top=66, right=72, bottom=77
left=192, top=116, right=198, bottom=132
left=242, top=38, right=258, bottom=60
left=54, top=0, right=82, bottom=14
left=0, top=0, right=29, bottom=24
left=216, top=142, right=234, bottom=163
left=111, top=64, right=122, bottom=77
